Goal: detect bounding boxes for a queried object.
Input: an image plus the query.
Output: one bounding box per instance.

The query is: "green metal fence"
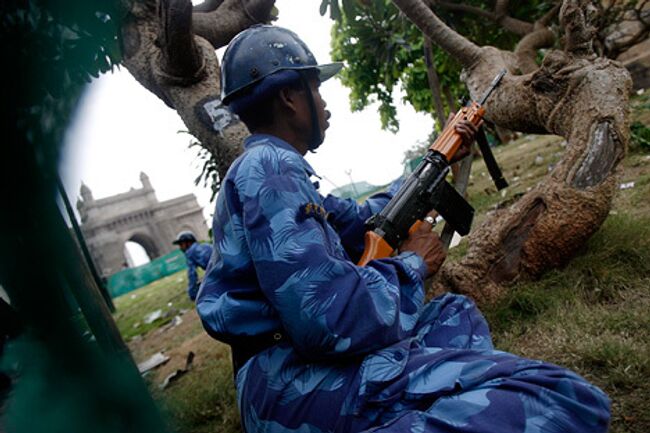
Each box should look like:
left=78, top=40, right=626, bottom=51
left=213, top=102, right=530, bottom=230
left=107, top=250, right=188, bottom=298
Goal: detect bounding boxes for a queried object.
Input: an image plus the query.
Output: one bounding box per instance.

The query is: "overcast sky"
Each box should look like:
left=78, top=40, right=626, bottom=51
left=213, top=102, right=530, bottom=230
left=60, top=0, right=434, bottom=263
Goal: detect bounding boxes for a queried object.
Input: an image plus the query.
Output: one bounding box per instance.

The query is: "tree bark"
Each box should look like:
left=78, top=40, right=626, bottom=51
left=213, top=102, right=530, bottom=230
left=427, top=0, right=535, bottom=36
left=514, top=23, right=556, bottom=74
left=119, top=0, right=275, bottom=181
left=423, top=37, right=447, bottom=126
left=400, top=0, right=483, bottom=67
left=393, top=0, right=632, bottom=305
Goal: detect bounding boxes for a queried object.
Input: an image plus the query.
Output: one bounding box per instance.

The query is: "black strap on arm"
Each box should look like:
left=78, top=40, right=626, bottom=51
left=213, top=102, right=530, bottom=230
left=476, top=127, right=508, bottom=191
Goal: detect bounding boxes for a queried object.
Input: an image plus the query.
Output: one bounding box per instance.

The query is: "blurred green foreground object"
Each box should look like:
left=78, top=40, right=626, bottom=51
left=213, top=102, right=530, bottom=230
left=0, top=1, right=170, bottom=432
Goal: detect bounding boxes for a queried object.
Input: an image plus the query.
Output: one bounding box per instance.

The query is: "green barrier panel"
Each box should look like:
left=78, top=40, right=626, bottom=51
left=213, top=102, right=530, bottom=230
left=107, top=250, right=188, bottom=298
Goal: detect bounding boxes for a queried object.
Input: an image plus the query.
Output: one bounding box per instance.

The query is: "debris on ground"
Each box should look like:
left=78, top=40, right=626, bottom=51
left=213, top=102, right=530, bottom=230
left=155, top=314, right=184, bottom=335
left=160, top=351, right=195, bottom=390
left=137, top=352, right=170, bottom=374
left=144, top=309, right=163, bottom=324
left=619, top=181, right=636, bottom=190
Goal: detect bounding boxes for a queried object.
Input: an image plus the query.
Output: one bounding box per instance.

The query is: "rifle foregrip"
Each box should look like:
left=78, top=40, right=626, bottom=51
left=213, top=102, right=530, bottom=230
left=357, top=231, right=394, bottom=266
left=432, top=103, right=485, bottom=161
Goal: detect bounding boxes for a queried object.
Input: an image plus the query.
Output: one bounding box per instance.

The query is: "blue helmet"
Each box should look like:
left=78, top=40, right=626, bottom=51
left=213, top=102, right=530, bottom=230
left=220, top=25, right=342, bottom=107
left=172, top=230, right=196, bottom=245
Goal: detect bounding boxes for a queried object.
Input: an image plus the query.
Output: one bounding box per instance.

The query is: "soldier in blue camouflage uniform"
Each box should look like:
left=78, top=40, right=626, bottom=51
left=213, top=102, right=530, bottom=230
left=196, top=25, right=610, bottom=433
left=173, top=231, right=212, bottom=301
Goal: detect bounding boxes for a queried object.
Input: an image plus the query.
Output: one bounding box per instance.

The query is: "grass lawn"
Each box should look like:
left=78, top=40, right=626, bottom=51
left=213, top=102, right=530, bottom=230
left=113, top=271, right=198, bottom=341
left=113, top=92, right=650, bottom=433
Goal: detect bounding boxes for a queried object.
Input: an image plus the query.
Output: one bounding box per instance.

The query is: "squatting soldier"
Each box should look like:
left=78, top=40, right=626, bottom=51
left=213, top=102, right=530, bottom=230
left=196, top=25, right=610, bottom=433
left=173, top=230, right=212, bottom=301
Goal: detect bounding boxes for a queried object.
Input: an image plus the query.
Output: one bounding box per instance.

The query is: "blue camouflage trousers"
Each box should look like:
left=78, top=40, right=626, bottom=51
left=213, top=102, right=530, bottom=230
left=237, top=294, right=611, bottom=433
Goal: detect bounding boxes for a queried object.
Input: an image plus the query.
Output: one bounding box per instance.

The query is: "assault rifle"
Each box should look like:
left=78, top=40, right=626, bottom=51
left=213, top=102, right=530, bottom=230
left=358, top=70, right=508, bottom=266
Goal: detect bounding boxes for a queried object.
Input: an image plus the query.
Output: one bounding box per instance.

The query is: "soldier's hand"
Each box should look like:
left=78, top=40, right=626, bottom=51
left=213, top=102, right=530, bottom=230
left=446, top=112, right=478, bottom=163
left=399, top=212, right=446, bottom=278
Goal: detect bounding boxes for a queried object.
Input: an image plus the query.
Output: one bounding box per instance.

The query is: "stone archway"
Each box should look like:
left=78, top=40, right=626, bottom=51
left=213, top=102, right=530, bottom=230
left=127, top=232, right=160, bottom=261
left=123, top=231, right=162, bottom=268
left=76, top=172, right=208, bottom=277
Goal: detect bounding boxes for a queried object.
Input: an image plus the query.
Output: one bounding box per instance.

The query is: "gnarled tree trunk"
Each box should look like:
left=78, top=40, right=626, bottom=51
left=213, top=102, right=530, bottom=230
left=393, top=0, right=632, bottom=305
left=119, top=0, right=276, bottom=180
left=118, top=0, right=633, bottom=307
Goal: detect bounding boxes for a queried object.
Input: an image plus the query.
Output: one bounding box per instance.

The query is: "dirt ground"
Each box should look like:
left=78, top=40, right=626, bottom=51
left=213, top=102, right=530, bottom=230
left=128, top=308, right=231, bottom=386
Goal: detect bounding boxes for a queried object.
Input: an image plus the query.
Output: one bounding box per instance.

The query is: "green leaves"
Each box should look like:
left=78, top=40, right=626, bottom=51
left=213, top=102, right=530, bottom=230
left=329, top=0, right=464, bottom=131
left=341, top=0, right=358, bottom=18
left=2, top=0, right=123, bottom=157
left=320, top=0, right=329, bottom=16
left=319, top=0, right=343, bottom=21
left=631, top=121, right=650, bottom=153
left=322, top=1, right=552, bottom=132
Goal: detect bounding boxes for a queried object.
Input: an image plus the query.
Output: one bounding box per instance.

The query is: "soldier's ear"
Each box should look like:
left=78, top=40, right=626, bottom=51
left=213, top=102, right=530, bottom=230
left=277, top=86, right=302, bottom=115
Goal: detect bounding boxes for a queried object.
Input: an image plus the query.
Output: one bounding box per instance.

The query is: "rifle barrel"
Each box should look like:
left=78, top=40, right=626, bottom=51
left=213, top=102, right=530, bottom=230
left=478, top=69, right=507, bottom=106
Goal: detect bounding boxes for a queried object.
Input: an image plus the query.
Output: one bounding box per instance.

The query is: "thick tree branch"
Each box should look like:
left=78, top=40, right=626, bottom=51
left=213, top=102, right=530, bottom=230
left=514, top=24, right=556, bottom=73
left=605, top=6, right=650, bottom=58
left=497, top=15, right=535, bottom=36
left=491, top=0, right=540, bottom=36
left=428, top=1, right=492, bottom=19
left=538, top=2, right=561, bottom=26
left=513, top=3, right=560, bottom=73
left=494, top=0, right=509, bottom=16
left=192, top=0, right=225, bottom=12
left=560, top=0, right=597, bottom=56
left=426, top=0, right=533, bottom=36
left=394, top=0, right=482, bottom=68
left=444, top=86, right=457, bottom=112
left=423, top=37, right=447, bottom=126
left=192, top=0, right=275, bottom=49
left=158, top=0, right=205, bottom=84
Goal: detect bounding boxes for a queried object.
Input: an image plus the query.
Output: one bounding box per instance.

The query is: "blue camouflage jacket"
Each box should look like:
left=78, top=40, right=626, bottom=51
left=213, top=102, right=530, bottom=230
left=184, top=241, right=212, bottom=301
left=197, top=134, right=424, bottom=355
left=196, top=134, right=610, bottom=433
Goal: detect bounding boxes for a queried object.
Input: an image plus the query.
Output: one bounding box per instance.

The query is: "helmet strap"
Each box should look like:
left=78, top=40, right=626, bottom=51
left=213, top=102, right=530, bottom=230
left=299, top=72, right=323, bottom=152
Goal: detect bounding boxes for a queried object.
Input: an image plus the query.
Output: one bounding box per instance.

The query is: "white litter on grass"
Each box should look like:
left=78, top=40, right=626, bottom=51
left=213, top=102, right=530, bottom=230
left=137, top=352, right=170, bottom=374
left=619, top=181, right=635, bottom=190
left=160, top=352, right=195, bottom=389
left=171, top=315, right=183, bottom=327
left=144, top=309, right=163, bottom=324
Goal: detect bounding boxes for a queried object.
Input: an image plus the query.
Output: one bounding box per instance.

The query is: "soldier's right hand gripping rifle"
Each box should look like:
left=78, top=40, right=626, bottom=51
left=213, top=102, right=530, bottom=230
left=358, top=70, right=509, bottom=266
